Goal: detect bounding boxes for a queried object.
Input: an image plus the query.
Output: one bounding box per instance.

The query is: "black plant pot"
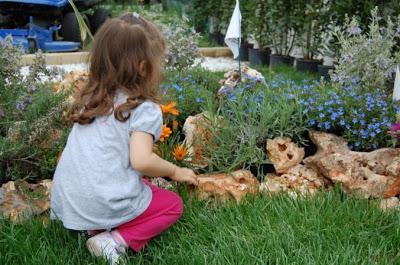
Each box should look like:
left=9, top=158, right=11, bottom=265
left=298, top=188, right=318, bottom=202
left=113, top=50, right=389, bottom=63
left=269, top=55, right=294, bottom=68
left=248, top=48, right=271, bottom=66
left=209, top=32, right=225, bottom=46
left=237, top=44, right=253, bottom=61
left=318, top=65, right=335, bottom=81
left=295, top=58, right=322, bottom=73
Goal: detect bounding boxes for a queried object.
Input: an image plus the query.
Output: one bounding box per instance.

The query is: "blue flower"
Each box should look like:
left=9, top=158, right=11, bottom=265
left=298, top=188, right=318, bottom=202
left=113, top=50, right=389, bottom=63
left=195, top=97, right=204, bottom=103
left=339, top=120, right=346, bottom=126
left=303, top=109, right=309, bottom=114
left=324, top=121, right=331, bottom=129
left=319, top=113, right=325, bottom=118
left=308, top=119, right=316, bottom=126
left=318, top=105, right=323, bottom=111
left=173, top=84, right=183, bottom=92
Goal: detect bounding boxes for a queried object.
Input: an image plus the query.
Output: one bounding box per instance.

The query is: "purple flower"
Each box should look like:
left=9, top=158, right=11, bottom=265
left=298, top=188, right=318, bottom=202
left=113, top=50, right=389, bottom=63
left=390, top=122, right=400, bottom=132
left=347, top=26, right=362, bottom=35
left=28, top=85, right=36, bottom=93
left=16, top=101, right=25, bottom=111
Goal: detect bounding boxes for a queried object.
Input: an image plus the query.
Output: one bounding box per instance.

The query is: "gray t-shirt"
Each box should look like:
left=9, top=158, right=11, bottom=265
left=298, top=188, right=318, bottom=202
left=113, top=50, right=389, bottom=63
left=50, top=92, right=163, bottom=230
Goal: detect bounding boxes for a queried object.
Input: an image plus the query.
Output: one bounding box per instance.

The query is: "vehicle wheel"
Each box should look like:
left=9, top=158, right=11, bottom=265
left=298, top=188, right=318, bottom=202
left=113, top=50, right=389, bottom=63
left=28, top=39, right=37, bottom=53
left=90, top=8, right=110, bottom=35
left=62, top=12, right=81, bottom=43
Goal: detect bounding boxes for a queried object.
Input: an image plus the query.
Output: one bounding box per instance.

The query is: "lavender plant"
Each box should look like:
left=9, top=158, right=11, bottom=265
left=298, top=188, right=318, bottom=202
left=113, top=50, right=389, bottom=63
left=0, top=37, right=68, bottom=181
left=330, top=8, right=400, bottom=90
left=162, top=25, right=202, bottom=71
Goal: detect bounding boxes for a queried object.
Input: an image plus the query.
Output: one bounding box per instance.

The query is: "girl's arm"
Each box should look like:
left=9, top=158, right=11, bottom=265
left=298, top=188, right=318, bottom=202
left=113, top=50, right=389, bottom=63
left=130, top=131, right=198, bottom=185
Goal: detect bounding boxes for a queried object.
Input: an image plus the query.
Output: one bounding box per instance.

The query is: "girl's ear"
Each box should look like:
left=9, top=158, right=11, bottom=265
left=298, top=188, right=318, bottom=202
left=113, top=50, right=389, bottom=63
left=139, top=61, right=147, bottom=76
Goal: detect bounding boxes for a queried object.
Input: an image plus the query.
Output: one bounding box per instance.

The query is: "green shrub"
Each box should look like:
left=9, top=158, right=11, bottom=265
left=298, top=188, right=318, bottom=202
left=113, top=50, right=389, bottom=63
left=204, top=79, right=308, bottom=175
left=0, top=39, right=68, bottom=182
left=330, top=7, right=400, bottom=90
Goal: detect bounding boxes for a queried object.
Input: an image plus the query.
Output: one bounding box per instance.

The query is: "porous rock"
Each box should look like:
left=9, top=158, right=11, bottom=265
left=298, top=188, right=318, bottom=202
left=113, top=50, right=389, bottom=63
left=0, top=180, right=52, bottom=222
left=217, top=66, right=264, bottom=95
left=196, top=170, right=259, bottom=202
left=183, top=112, right=218, bottom=168
left=266, top=137, right=305, bottom=173
left=304, top=131, right=400, bottom=198
left=379, top=197, right=400, bottom=211
left=260, top=164, right=327, bottom=198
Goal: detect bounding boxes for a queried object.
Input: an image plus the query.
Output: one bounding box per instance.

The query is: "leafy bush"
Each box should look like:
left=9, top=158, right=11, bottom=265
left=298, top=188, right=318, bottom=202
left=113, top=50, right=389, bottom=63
left=0, top=38, right=68, bottom=182
left=330, top=8, right=400, bottom=90
left=162, top=25, right=202, bottom=71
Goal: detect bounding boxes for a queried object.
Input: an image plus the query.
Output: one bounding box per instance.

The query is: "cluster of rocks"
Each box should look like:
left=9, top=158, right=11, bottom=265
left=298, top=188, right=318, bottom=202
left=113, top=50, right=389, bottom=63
left=0, top=180, right=52, bottom=222
left=183, top=112, right=400, bottom=209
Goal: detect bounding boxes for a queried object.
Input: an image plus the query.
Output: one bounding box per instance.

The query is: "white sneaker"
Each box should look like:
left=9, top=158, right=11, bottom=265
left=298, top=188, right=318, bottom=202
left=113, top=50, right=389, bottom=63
left=86, top=231, right=126, bottom=265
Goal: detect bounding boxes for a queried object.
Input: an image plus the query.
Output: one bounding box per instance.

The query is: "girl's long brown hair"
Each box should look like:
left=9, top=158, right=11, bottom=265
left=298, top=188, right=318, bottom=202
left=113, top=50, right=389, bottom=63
left=68, top=13, right=166, bottom=124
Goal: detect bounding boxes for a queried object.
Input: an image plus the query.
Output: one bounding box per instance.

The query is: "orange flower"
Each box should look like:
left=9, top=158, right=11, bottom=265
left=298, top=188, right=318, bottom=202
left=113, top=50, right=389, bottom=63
left=160, top=102, right=179, bottom=116
left=172, top=120, right=179, bottom=131
left=172, top=144, right=188, bottom=161
left=52, top=81, right=61, bottom=93
left=160, top=124, right=172, bottom=142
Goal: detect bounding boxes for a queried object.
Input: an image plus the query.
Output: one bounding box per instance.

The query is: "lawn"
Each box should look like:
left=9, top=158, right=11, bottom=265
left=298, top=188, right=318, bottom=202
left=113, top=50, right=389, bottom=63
left=1, top=188, right=399, bottom=265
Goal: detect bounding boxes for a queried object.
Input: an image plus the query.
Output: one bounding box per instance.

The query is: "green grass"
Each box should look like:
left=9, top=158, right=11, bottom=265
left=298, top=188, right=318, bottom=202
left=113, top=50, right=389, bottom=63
left=1, top=188, right=399, bottom=265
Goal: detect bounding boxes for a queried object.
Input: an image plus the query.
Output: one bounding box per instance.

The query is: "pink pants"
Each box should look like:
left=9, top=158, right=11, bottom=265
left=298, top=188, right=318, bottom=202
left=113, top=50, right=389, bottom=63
left=115, top=178, right=183, bottom=252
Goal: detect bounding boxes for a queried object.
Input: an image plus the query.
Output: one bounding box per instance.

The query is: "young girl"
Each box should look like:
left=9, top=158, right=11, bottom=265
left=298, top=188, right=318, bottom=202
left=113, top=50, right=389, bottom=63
left=50, top=13, right=198, bottom=265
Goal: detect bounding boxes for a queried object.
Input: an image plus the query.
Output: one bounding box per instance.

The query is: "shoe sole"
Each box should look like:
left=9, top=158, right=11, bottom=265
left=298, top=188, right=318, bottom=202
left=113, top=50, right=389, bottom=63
left=86, top=237, right=104, bottom=258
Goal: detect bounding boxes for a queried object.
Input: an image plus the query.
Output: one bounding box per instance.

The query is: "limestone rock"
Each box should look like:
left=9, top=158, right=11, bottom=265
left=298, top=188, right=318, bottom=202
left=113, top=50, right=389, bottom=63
left=57, top=71, right=88, bottom=94
left=183, top=112, right=219, bottom=168
left=55, top=71, right=89, bottom=105
left=0, top=180, right=52, bottom=222
left=260, top=164, right=327, bottom=198
left=217, top=66, right=265, bottom=95
left=266, top=137, right=305, bottom=173
left=196, top=170, right=259, bottom=202
left=304, top=131, right=400, bottom=198
left=380, top=197, right=400, bottom=211
left=384, top=176, right=400, bottom=198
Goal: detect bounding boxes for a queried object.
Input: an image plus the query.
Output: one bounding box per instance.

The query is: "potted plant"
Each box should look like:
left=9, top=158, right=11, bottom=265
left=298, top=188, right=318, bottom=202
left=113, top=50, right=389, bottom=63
left=248, top=0, right=271, bottom=65
left=294, top=0, right=325, bottom=73
left=317, top=21, right=339, bottom=80
left=237, top=0, right=253, bottom=61
left=266, top=0, right=297, bottom=68
left=206, top=0, right=225, bottom=46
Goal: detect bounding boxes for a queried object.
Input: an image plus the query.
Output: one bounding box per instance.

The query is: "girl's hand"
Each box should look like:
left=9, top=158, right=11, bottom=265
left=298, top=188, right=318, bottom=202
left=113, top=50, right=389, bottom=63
left=171, top=166, right=199, bottom=186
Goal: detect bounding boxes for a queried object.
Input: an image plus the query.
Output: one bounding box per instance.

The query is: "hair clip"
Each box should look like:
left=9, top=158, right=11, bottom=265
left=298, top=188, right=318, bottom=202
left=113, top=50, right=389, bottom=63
left=132, top=12, right=140, bottom=19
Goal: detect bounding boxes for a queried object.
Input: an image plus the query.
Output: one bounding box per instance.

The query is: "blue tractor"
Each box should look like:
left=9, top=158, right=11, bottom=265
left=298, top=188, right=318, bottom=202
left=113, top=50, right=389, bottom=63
left=0, top=0, right=110, bottom=52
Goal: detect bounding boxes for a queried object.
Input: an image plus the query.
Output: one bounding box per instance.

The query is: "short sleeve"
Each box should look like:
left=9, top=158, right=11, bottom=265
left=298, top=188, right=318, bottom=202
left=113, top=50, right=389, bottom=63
left=128, top=101, right=163, bottom=142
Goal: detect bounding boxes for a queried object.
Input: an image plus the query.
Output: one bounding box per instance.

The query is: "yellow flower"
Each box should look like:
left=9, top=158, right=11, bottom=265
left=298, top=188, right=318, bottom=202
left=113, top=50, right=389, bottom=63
left=160, top=124, right=172, bottom=142
left=172, top=144, right=188, bottom=161
left=172, top=120, right=179, bottom=131
left=160, top=102, right=179, bottom=116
